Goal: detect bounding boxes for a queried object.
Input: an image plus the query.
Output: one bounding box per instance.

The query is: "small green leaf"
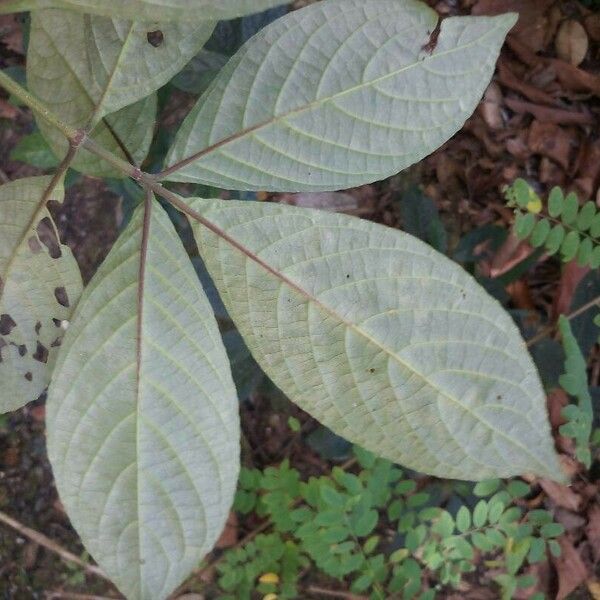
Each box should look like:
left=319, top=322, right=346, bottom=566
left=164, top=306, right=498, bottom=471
left=513, top=179, right=532, bottom=209
left=527, top=537, right=546, bottom=563
left=363, top=535, right=379, bottom=554
left=548, top=539, right=562, bottom=557
left=287, top=416, right=301, bottom=432
left=320, top=485, right=344, bottom=508
left=590, top=213, right=600, bottom=238
left=488, top=500, right=504, bottom=524
left=456, top=506, right=471, bottom=533
left=473, top=500, right=489, bottom=528
left=471, top=531, right=494, bottom=552
left=473, top=479, right=501, bottom=497
left=561, top=192, right=580, bottom=225
left=517, top=574, right=536, bottom=589
left=577, top=201, right=597, bottom=231
left=530, top=219, right=551, bottom=247
left=486, top=529, right=505, bottom=547
left=560, top=231, right=581, bottom=262
left=352, top=508, right=378, bottom=537
left=432, top=511, right=455, bottom=537
left=577, top=237, right=594, bottom=266
left=545, top=224, right=565, bottom=255
left=591, top=246, right=600, bottom=269
left=514, top=212, right=536, bottom=239
left=548, top=187, right=564, bottom=218
left=507, top=480, right=530, bottom=499
left=540, top=523, right=564, bottom=538
left=506, top=538, right=530, bottom=574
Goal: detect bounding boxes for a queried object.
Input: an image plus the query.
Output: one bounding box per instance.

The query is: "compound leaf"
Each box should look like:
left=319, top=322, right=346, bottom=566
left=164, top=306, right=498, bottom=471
left=0, top=0, right=288, bottom=21
left=187, top=197, right=563, bottom=482
left=0, top=176, right=82, bottom=413
left=46, top=199, right=240, bottom=599
left=27, top=8, right=215, bottom=176
left=164, top=0, right=517, bottom=191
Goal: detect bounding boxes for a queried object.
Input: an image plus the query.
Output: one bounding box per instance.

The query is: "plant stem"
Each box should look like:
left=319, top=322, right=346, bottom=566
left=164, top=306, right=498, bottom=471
left=526, top=295, right=600, bottom=348
left=0, top=70, right=78, bottom=140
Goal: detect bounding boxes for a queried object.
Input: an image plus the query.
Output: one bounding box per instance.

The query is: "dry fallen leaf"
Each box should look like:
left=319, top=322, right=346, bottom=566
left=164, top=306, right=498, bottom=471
left=556, top=20, right=589, bottom=67
left=472, top=0, right=554, bottom=53
left=0, top=15, right=23, bottom=54
left=540, top=478, right=582, bottom=512
left=479, top=82, right=504, bottom=129
left=588, top=581, right=600, bottom=600
left=0, top=97, right=17, bottom=119
left=554, top=537, right=589, bottom=600
left=215, top=511, right=238, bottom=549
left=527, top=121, right=574, bottom=170
left=586, top=505, right=600, bottom=563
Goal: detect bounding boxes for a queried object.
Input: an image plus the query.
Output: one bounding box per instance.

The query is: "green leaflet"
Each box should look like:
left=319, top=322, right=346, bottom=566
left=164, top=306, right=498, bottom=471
left=187, top=197, right=564, bottom=482
left=0, top=0, right=288, bottom=21
left=558, top=316, right=592, bottom=467
left=164, top=0, right=517, bottom=191
left=46, top=200, right=240, bottom=600
left=0, top=177, right=82, bottom=412
left=27, top=8, right=215, bottom=176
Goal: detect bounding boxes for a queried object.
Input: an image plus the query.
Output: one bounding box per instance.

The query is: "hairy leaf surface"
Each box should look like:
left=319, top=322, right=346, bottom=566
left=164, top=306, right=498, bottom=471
left=0, top=0, right=287, bottom=21
left=47, top=200, right=240, bottom=599
left=0, top=177, right=82, bottom=412
left=27, top=8, right=214, bottom=176
left=164, top=0, right=517, bottom=191
left=188, top=198, right=563, bottom=482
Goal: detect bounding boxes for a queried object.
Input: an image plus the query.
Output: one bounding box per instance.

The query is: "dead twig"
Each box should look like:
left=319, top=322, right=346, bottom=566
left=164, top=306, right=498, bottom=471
left=526, top=295, right=600, bottom=348
left=304, top=585, right=369, bottom=599
left=0, top=509, right=108, bottom=581
left=45, top=593, right=117, bottom=600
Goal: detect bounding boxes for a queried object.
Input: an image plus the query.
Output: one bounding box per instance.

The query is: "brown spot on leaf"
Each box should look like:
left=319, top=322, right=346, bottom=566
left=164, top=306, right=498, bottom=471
left=54, top=287, right=69, bottom=308
left=24, top=372, right=32, bottom=381
left=32, top=342, right=48, bottom=364
left=28, top=236, right=42, bottom=254
left=0, top=314, right=16, bottom=335
left=147, top=30, right=164, bottom=47
left=37, top=217, right=62, bottom=259
left=35, top=321, right=42, bottom=335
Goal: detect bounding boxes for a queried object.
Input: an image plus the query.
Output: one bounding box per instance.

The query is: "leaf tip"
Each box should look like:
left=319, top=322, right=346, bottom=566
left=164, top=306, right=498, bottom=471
left=496, top=11, right=519, bottom=32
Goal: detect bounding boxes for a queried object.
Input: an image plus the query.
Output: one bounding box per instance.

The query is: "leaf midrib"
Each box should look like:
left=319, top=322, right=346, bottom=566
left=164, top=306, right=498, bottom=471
left=162, top=15, right=505, bottom=178
left=134, top=195, right=152, bottom=595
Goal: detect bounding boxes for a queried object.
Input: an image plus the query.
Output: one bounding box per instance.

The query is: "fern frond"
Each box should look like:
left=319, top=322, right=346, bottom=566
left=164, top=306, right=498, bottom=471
left=505, top=179, right=600, bottom=268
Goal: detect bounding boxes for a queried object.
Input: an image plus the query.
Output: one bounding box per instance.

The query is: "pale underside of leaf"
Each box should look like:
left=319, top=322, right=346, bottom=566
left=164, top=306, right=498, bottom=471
left=187, top=197, right=563, bottom=482
left=164, top=0, right=517, bottom=192
left=0, top=0, right=288, bottom=21
left=27, top=8, right=214, bottom=176
left=0, top=176, right=82, bottom=412
left=47, top=200, right=240, bottom=600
